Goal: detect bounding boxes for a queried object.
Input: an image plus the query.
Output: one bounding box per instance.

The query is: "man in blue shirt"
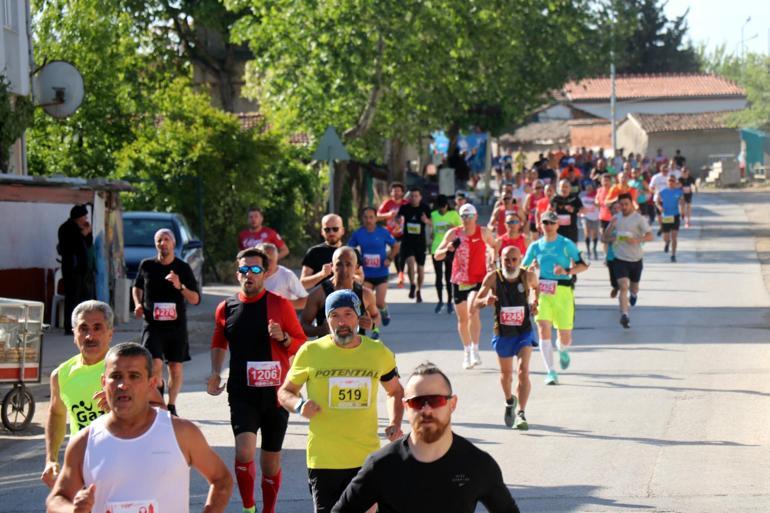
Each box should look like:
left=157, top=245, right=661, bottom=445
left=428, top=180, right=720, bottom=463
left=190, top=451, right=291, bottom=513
left=522, top=212, right=589, bottom=385
left=656, top=175, right=685, bottom=262
left=347, top=207, right=400, bottom=336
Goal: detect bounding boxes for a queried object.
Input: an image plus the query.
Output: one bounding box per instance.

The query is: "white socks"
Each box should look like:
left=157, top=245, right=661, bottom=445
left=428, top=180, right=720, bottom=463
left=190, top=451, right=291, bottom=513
left=540, top=338, right=554, bottom=373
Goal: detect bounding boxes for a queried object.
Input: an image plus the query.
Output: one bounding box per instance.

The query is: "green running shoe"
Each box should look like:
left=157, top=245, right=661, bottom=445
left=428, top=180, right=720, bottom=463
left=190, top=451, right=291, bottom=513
left=504, top=396, right=518, bottom=428
left=559, top=349, right=571, bottom=370
left=514, top=410, right=529, bottom=431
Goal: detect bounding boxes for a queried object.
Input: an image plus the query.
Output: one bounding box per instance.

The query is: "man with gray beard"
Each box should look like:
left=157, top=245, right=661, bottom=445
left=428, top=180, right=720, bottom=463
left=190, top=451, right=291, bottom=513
left=279, top=290, right=404, bottom=513
left=474, top=246, right=539, bottom=430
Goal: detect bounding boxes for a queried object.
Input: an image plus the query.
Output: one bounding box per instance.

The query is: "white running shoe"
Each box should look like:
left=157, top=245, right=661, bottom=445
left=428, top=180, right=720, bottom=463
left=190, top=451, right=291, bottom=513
left=471, top=347, right=482, bottom=367
left=463, top=351, right=473, bottom=369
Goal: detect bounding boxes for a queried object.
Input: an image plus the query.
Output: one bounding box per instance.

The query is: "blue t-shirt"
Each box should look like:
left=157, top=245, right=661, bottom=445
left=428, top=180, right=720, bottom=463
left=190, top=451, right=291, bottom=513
left=659, top=187, right=683, bottom=217
left=522, top=235, right=583, bottom=282
left=347, top=226, right=396, bottom=279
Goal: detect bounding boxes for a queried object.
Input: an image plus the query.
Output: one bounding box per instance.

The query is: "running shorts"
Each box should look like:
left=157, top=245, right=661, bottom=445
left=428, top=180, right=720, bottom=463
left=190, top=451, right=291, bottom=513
left=600, top=219, right=611, bottom=231
left=683, top=193, right=693, bottom=204
left=612, top=258, right=643, bottom=283
left=141, top=323, right=190, bottom=363
left=535, top=284, right=575, bottom=330
left=228, top=395, right=289, bottom=449
left=400, top=242, right=427, bottom=266
left=364, top=275, right=389, bottom=287
left=308, top=467, right=360, bottom=513
left=582, top=218, right=600, bottom=233
left=491, top=330, right=537, bottom=358
left=661, top=214, right=680, bottom=233
left=452, top=283, right=481, bottom=305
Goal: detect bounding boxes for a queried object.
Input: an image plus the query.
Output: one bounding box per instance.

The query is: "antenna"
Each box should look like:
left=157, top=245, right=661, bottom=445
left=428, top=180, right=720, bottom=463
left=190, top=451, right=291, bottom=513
left=31, top=60, right=84, bottom=119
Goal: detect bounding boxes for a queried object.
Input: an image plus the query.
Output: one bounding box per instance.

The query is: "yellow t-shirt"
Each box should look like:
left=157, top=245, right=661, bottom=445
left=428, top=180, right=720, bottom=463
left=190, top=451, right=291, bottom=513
left=286, top=335, right=398, bottom=469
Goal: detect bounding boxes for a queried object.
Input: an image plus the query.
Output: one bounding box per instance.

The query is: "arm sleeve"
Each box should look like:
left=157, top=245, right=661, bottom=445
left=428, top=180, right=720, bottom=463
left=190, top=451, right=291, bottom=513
left=566, top=240, right=584, bottom=263
left=301, top=249, right=313, bottom=269
left=278, top=296, right=307, bottom=356
left=133, top=261, right=145, bottom=289
left=331, top=456, right=379, bottom=513
left=180, top=262, right=199, bottom=293
left=211, top=301, right=228, bottom=349
left=270, top=229, right=287, bottom=249
left=479, top=456, right=520, bottom=513
left=521, top=243, right=537, bottom=268
left=385, top=231, right=396, bottom=247
left=347, top=232, right=359, bottom=249
left=288, top=272, right=309, bottom=299
left=379, top=346, right=398, bottom=382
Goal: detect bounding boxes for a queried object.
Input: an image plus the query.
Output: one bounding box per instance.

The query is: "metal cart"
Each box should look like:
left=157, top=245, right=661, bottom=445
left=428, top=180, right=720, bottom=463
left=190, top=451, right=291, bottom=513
left=0, top=298, right=44, bottom=431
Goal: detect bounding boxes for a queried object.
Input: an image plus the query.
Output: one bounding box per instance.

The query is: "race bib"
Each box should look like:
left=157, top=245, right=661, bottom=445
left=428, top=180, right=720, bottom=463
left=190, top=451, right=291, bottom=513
left=557, top=214, right=571, bottom=226
left=152, top=303, right=177, bottom=321
left=582, top=203, right=596, bottom=213
left=329, top=377, right=370, bottom=409
left=406, top=222, right=421, bottom=235
left=363, top=253, right=381, bottom=268
left=683, top=186, right=691, bottom=194
left=105, top=500, right=158, bottom=513
left=662, top=215, right=675, bottom=224
left=539, top=280, right=557, bottom=296
left=247, top=361, right=281, bottom=387
left=616, top=231, right=634, bottom=242
left=500, top=306, right=525, bottom=326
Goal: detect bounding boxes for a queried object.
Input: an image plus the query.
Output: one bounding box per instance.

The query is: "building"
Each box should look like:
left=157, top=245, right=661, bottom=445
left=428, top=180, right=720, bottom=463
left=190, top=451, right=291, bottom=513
left=1, top=0, right=32, bottom=175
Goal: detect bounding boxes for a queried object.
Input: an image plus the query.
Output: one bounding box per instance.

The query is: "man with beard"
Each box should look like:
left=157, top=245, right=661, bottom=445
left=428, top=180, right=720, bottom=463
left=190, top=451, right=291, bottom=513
left=132, top=228, right=200, bottom=416
left=474, top=246, right=538, bottom=430
left=331, top=362, right=519, bottom=513
left=301, top=214, right=363, bottom=289
left=208, top=247, right=306, bottom=513
left=278, top=290, right=404, bottom=513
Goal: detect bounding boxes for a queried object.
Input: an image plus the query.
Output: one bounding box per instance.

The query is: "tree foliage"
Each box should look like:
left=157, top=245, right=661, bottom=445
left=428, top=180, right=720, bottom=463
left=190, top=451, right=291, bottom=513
left=0, top=76, right=35, bottom=172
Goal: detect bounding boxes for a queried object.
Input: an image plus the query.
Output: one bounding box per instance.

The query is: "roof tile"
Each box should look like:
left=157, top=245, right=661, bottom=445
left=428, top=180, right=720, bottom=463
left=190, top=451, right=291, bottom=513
left=627, top=111, right=738, bottom=134
left=564, top=74, right=745, bottom=101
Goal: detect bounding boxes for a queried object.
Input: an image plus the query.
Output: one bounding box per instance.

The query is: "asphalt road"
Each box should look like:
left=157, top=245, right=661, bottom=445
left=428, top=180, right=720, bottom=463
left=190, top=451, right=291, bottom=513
left=1, top=190, right=769, bottom=512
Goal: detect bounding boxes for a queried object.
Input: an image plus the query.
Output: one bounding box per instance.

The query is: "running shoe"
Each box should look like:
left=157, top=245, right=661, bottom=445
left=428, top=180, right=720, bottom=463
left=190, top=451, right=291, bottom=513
left=664, top=242, right=670, bottom=253
left=629, top=293, right=638, bottom=306
left=559, top=349, right=570, bottom=370
left=671, top=255, right=676, bottom=263
left=447, top=302, right=454, bottom=314
left=243, top=507, right=256, bottom=513
left=620, top=313, right=630, bottom=329
left=462, top=351, right=473, bottom=370
left=514, top=410, right=529, bottom=431
left=371, top=327, right=381, bottom=340
left=408, top=284, right=416, bottom=299
left=416, top=290, right=423, bottom=303
left=434, top=301, right=444, bottom=314
left=471, top=347, right=482, bottom=367
left=610, top=288, right=618, bottom=298
left=381, top=311, right=391, bottom=326
left=544, top=370, right=559, bottom=385
left=397, top=272, right=404, bottom=288
left=504, top=397, right=517, bottom=428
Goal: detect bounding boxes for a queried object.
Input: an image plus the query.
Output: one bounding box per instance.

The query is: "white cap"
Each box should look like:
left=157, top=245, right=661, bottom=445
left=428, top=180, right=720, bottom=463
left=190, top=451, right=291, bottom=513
left=459, top=204, right=477, bottom=216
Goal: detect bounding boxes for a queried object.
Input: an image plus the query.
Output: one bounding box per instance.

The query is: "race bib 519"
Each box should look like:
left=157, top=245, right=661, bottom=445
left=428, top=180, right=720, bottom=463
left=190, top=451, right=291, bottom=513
left=329, top=377, right=370, bottom=409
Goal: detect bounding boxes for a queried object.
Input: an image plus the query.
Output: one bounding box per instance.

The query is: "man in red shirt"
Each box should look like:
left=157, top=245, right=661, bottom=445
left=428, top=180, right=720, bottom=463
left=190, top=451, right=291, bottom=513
left=377, top=182, right=408, bottom=286
left=238, top=207, right=289, bottom=260
left=207, top=247, right=306, bottom=513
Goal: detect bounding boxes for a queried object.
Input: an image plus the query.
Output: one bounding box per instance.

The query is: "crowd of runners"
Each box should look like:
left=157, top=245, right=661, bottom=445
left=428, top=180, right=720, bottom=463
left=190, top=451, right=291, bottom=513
left=42, top=146, right=697, bottom=513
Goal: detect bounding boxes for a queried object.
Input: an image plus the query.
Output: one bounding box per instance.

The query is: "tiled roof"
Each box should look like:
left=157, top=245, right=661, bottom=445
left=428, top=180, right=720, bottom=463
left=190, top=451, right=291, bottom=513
left=627, top=111, right=738, bottom=134
left=563, top=74, right=745, bottom=101
left=500, top=120, right=569, bottom=144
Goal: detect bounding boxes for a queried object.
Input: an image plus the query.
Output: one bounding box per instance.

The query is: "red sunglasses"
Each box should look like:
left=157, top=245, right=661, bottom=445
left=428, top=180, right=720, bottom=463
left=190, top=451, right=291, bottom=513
left=405, top=394, right=452, bottom=410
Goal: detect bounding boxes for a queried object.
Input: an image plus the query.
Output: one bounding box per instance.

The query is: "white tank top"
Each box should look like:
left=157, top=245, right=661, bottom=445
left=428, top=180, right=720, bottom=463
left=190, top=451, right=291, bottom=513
left=83, top=408, right=190, bottom=513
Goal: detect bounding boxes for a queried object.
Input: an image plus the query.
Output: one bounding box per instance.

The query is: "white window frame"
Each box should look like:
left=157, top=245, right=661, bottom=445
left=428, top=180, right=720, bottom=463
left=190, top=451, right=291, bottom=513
left=3, top=0, right=15, bottom=30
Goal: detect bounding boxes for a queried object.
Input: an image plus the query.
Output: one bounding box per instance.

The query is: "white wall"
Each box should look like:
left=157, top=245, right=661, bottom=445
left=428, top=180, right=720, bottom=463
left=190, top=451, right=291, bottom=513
left=1, top=0, right=31, bottom=96
left=573, top=98, right=748, bottom=120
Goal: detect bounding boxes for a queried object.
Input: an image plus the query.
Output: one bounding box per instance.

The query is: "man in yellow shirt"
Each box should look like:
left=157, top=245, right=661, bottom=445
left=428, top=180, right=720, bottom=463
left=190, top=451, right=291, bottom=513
left=278, top=290, right=404, bottom=513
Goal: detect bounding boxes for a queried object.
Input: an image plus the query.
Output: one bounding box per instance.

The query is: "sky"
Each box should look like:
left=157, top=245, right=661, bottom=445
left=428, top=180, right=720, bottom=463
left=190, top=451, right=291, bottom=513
left=664, top=0, right=770, bottom=57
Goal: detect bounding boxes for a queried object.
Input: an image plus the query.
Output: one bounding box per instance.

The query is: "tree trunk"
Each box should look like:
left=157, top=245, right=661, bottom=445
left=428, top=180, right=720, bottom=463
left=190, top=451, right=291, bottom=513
left=387, top=138, right=406, bottom=185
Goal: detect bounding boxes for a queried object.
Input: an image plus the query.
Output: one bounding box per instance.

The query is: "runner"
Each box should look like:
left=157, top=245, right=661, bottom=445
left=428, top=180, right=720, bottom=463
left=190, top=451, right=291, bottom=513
left=331, top=362, right=520, bottom=513
left=132, top=228, right=201, bottom=416
left=47, top=343, right=232, bottom=513
left=300, top=214, right=363, bottom=289
left=579, top=182, right=600, bottom=259
left=397, top=188, right=433, bottom=303
left=208, top=247, right=307, bottom=513
left=602, top=194, right=653, bottom=329
left=679, top=167, right=697, bottom=228
left=656, top=175, right=685, bottom=262
left=301, top=247, right=380, bottom=339
left=524, top=179, right=545, bottom=240
left=522, top=211, right=589, bottom=385
left=238, top=206, right=289, bottom=259
left=596, top=173, right=615, bottom=253
left=550, top=179, right=584, bottom=243
left=454, top=190, right=469, bottom=210
left=434, top=203, right=496, bottom=370
left=259, top=242, right=309, bottom=309
left=494, top=213, right=527, bottom=260
left=377, top=182, right=408, bottom=287
left=430, top=195, right=462, bottom=314
left=278, top=290, right=404, bottom=513
left=474, top=247, right=538, bottom=429
left=629, top=167, right=654, bottom=225
left=535, top=183, right=556, bottom=235
left=347, top=207, right=400, bottom=327
left=488, top=192, right=524, bottom=237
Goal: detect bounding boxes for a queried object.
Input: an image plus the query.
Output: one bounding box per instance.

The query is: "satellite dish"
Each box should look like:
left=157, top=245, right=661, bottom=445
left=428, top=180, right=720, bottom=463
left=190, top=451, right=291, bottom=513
left=32, top=60, right=84, bottom=119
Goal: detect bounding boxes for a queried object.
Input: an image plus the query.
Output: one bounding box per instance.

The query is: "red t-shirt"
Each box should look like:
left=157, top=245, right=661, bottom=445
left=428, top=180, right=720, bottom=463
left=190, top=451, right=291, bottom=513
left=377, top=198, right=407, bottom=237
left=596, top=187, right=613, bottom=222
left=238, top=227, right=286, bottom=250
left=497, top=233, right=527, bottom=256
left=536, top=196, right=551, bottom=214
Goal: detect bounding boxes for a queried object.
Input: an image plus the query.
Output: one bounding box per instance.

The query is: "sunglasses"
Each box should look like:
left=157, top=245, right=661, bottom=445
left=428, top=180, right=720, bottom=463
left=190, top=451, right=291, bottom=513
left=506, top=220, right=520, bottom=225
left=503, top=197, right=512, bottom=201
left=238, top=265, right=264, bottom=275
left=542, top=220, right=557, bottom=226
left=405, top=394, right=452, bottom=410
left=460, top=214, right=475, bottom=219
left=323, top=226, right=341, bottom=233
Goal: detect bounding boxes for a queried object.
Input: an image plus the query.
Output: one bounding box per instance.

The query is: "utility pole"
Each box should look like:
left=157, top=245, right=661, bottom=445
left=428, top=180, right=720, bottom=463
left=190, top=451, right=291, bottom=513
left=741, top=16, right=751, bottom=61
left=611, top=61, right=617, bottom=157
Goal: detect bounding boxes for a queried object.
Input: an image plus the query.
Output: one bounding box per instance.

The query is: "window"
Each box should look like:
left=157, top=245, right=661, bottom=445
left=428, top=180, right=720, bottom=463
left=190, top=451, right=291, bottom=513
left=3, top=0, right=16, bottom=30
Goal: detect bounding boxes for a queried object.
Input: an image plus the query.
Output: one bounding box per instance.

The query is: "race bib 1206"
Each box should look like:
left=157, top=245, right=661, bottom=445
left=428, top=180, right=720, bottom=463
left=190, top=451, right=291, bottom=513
left=247, top=361, right=281, bottom=387
left=329, top=376, right=370, bottom=409
left=152, top=303, right=177, bottom=321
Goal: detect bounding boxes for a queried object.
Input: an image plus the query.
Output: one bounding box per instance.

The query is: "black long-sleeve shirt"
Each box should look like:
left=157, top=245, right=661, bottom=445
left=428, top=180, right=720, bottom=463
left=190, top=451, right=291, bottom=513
left=332, top=433, right=520, bottom=513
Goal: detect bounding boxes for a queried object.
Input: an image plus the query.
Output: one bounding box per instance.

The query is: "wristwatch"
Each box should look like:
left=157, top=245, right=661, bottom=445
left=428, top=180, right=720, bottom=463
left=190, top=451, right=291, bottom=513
left=294, top=397, right=306, bottom=414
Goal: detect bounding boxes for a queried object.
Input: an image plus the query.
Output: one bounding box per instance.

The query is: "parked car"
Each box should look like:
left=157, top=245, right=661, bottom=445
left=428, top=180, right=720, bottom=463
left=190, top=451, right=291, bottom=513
left=122, top=211, right=204, bottom=288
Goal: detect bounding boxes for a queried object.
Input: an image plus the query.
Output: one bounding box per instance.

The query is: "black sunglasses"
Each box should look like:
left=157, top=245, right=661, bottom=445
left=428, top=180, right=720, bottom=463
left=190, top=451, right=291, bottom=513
left=542, top=220, right=557, bottom=226
left=405, top=394, right=453, bottom=410
left=323, top=227, right=341, bottom=233
left=238, top=265, right=264, bottom=275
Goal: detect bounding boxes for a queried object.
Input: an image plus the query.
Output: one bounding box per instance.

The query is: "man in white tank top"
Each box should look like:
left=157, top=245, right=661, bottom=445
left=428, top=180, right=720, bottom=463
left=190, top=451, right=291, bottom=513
left=46, top=342, right=232, bottom=513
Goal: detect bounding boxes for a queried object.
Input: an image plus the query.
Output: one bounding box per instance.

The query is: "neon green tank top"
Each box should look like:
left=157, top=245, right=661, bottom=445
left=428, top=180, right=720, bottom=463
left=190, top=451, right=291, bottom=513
left=431, top=209, right=462, bottom=254
left=56, top=354, right=106, bottom=434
